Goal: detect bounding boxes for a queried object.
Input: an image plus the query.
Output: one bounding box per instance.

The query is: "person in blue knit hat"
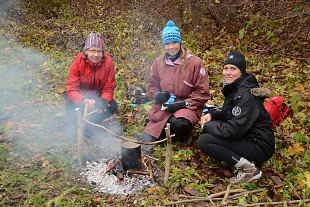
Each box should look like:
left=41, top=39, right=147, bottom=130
left=142, top=20, right=210, bottom=154
left=162, top=20, right=182, bottom=45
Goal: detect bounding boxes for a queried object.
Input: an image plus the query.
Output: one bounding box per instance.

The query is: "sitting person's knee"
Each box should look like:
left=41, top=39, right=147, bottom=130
left=169, top=116, right=192, bottom=140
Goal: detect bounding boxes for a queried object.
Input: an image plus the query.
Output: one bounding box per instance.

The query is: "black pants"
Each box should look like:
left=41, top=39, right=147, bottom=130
left=197, top=133, right=271, bottom=166
left=144, top=115, right=192, bottom=142
left=65, top=98, right=117, bottom=124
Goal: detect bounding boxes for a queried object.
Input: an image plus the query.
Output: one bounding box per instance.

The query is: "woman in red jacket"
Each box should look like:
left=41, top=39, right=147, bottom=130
left=66, top=32, right=117, bottom=123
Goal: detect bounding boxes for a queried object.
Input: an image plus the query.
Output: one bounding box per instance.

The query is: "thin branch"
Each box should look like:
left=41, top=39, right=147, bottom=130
left=221, top=183, right=232, bottom=205
left=254, top=47, right=310, bottom=61
left=229, top=184, right=283, bottom=199
left=226, top=199, right=310, bottom=207
left=164, top=123, right=172, bottom=186
left=82, top=117, right=172, bottom=145
left=165, top=189, right=244, bottom=205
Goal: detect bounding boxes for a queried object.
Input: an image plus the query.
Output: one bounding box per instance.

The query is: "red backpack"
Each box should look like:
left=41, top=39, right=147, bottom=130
left=264, top=96, right=292, bottom=126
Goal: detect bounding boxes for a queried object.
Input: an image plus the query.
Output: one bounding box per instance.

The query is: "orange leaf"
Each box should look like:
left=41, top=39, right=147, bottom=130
left=42, top=159, right=50, bottom=168
left=288, top=143, right=305, bottom=155
left=144, top=186, right=160, bottom=193
left=55, top=86, right=65, bottom=94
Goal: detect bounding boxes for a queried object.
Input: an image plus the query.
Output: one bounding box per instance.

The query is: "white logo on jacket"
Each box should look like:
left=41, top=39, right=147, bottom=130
left=232, top=106, right=241, bottom=116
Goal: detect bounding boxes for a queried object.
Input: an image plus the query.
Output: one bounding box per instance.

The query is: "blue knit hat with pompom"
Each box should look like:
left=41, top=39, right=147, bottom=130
left=162, top=20, right=182, bottom=45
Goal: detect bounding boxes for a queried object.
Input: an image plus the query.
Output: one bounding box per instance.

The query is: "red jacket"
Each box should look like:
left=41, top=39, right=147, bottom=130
left=66, top=52, right=116, bottom=103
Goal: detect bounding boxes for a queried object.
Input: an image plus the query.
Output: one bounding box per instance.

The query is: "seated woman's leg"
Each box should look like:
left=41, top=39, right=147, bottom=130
left=169, top=116, right=192, bottom=142
left=197, top=133, right=267, bottom=166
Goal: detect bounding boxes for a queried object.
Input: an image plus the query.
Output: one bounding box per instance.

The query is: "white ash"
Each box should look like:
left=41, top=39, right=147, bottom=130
left=81, top=159, right=155, bottom=195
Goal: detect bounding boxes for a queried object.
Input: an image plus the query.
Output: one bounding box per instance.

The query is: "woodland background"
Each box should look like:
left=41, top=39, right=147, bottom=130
left=0, top=0, right=309, bottom=206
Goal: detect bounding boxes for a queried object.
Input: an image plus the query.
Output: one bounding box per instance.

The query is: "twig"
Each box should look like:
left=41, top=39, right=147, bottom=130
left=101, top=159, right=120, bottom=176
left=221, top=183, right=232, bottom=205
left=144, top=154, right=159, bottom=161
left=229, top=184, right=283, bottom=199
left=254, top=46, right=310, bottom=61
left=75, top=108, right=85, bottom=166
left=82, top=117, right=173, bottom=145
left=84, top=109, right=99, bottom=117
left=127, top=169, right=150, bottom=175
left=164, top=123, right=172, bottom=186
left=179, top=195, right=223, bottom=201
left=226, top=199, right=309, bottom=207
left=165, top=189, right=244, bottom=205
left=148, top=159, right=154, bottom=180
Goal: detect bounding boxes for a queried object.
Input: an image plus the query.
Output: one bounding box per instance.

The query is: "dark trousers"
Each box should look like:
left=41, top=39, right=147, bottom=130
left=143, top=115, right=192, bottom=143
left=65, top=98, right=117, bottom=124
left=197, top=133, right=271, bottom=166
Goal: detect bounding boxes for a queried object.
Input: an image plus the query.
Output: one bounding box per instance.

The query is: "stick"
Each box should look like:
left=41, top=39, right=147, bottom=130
left=144, top=154, right=159, bottom=161
left=229, top=184, right=283, bottom=199
left=75, top=108, right=85, bottom=166
left=226, top=199, right=309, bottom=207
left=82, top=117, right=175, bottom=145
left=221, top=183, right=232, bottom=205
left=127, top=170, right=150, bottom=175
left=163, top=123, right=172, bottom=186
left=148, top=159, right=154, bottom=180
left=165, top=189, right=244, bottom=205
left=84, top=109, right=99, bottom=117
left=101, top=159, right=120, bottom=176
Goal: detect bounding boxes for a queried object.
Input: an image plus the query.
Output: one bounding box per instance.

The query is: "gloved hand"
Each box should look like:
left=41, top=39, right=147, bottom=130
left=155, top=91, right=170, bottom=104
left=100, top=98, right=110, bottom=112
left=163, top=101, right=187, bottom=113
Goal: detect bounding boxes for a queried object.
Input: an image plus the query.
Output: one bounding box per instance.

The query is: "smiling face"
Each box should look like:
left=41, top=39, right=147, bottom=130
left=223, top=64, right=243, bottom=84
left=85, top=47, right=103, bottom=63
left=164, top=42, right=181, bottom=56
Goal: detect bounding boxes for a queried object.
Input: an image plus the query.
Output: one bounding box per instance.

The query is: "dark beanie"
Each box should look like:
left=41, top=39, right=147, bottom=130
left=224, top=51, right=246, bottom=74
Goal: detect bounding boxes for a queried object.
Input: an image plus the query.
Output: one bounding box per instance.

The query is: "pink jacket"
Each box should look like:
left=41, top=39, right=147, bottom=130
left=144, top=49, right=210, bottom=138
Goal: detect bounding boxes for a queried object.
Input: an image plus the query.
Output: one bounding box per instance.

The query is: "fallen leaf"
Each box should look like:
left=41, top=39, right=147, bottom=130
left=183, top=186, right=201, bottom=196
left=55, top=86, right=65, bottom=94
left=288, top=143, right=305, bottom=155
left=145, top=186, right=160, bottom=193
left=42, top=159, right=50, bottom=168
left=270, top=175, right=282, bottom=185
left=93, top=196, right=101, bottom=204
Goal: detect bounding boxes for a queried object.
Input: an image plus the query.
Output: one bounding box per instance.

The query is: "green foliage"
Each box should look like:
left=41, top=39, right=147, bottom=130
left=0, top=1, right=309, bottom=206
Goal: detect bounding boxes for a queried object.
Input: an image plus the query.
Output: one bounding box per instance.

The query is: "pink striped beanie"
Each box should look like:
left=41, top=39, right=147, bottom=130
left=84, top=32, right=104, bottom=51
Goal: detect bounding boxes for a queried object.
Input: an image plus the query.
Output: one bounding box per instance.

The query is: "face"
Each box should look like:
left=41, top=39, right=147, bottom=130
left=85, top=47, right=103, bottom=63
left=223, top=64, right=243, bottom=84
left=164, top=42, right=181, bottom=56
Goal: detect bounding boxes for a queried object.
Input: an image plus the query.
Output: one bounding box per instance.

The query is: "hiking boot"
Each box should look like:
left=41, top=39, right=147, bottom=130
left=141, top=133, right=155, bottom=155
left=220, top=161, right=231, bottom=169
left=230, top=157, right=262, bottom=184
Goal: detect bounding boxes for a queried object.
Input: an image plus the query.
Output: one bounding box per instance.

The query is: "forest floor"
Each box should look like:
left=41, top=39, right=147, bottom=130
left=0, top=1, right=309, bottom=206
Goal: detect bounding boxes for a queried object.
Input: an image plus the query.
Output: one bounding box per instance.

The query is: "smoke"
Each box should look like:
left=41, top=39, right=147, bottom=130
left=0, top=35, right=122, bottom=162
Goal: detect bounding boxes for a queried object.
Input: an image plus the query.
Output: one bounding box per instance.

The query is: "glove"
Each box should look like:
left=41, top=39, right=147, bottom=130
left=100, top=98, right=110, bottom=112
left=155, top=91, right=170, bottom=104
left=163, top=101, right=187, bottom=113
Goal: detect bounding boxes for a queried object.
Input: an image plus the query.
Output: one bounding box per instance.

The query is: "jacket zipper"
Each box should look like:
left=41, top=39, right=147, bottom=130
left=93, top=64, right=96, bottom=96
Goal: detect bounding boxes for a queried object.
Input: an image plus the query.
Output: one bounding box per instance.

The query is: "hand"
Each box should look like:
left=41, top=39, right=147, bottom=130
left=99, top=98, right=110, bottom=112
left=155, top=91, right=170, bottom=104
left=164, top=101, right=187, bottom=113
left=84, top=98, right=96, bottom=107
left=200, top=113, right=212, bottom=129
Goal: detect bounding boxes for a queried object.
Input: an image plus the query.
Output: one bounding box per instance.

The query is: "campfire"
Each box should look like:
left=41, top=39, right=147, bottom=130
left=77, top=107, right=173, bottom=194
left=81, top=144, right=157, bottom=195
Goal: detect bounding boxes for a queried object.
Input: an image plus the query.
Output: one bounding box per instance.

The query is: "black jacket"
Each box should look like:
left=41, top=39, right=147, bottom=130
left=203, top=74, right=274, bottom=155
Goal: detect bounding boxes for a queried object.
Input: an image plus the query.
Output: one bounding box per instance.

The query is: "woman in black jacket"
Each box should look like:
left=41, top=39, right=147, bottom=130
left=198, top=51, right=274, bottom=184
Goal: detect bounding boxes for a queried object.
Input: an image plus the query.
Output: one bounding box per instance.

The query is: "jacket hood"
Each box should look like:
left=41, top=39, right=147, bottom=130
left=239, top=73, right=259, bottom=88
